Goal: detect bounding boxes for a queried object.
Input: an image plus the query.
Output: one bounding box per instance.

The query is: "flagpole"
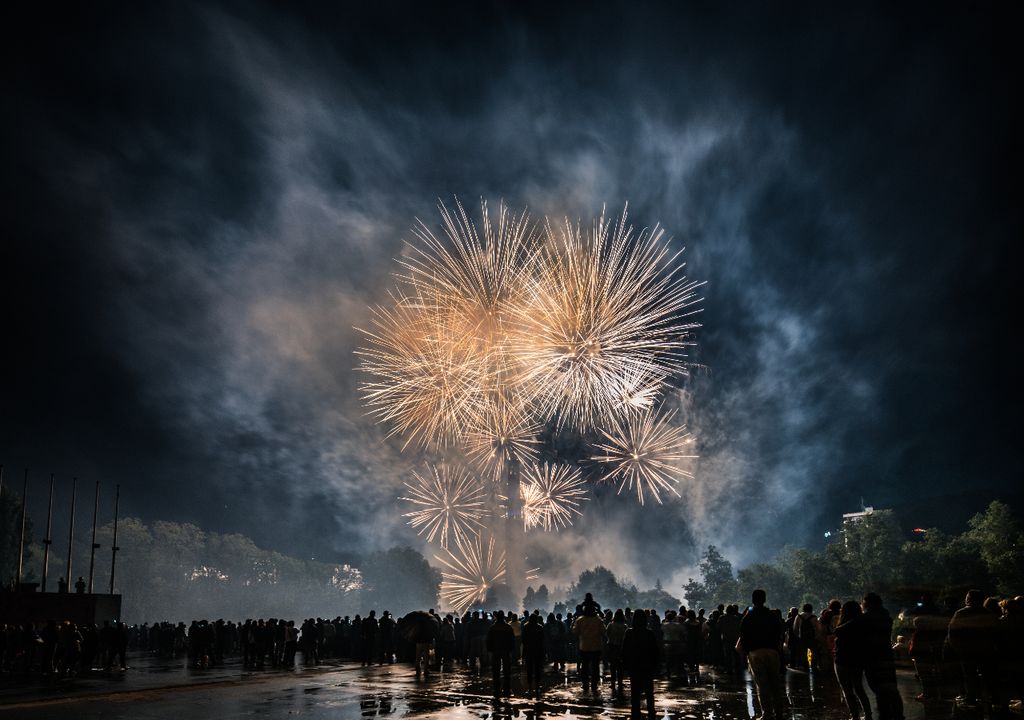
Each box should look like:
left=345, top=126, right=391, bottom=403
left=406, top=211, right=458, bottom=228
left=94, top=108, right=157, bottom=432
left=41, top=474, right=54, bottom=592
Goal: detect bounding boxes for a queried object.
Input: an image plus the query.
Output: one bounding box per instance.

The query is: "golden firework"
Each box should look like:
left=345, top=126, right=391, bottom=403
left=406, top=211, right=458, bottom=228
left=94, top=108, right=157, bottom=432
left=464, top=394, right=540, bottom=482
left=591, top=408, right=696, bottom=505
left=520, top=463, right=588, bottom=531
left=401, top=465, right=489, bottom=549
left=436, top=533, right=507, bottom=614
left=513, top=207, right=703, bottom=428
left=357, top=290, right=487, bottom=448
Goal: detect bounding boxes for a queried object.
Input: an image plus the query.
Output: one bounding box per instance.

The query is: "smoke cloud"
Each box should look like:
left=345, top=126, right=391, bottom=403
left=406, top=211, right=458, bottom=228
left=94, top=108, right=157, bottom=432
left=4, top=2, right=1014, bottom=601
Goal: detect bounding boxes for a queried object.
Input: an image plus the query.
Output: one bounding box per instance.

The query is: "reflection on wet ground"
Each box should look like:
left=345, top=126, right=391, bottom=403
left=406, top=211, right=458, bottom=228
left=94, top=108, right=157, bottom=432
left=0, top=654, right=952, bottom=720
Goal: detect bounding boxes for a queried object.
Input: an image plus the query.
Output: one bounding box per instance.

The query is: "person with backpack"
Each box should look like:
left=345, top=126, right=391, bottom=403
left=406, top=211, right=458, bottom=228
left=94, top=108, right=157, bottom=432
left=795, top=604, right=821, bottom=671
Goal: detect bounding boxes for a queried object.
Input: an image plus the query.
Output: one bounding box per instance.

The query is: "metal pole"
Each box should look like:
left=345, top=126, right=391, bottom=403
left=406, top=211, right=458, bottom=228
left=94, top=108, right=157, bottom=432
left=42, top=474, right=54, bottom=592
left=109, top=484, right=120, bottom=595
left=16, top=469, right=28, bottom=588
left=88, top=480, right=100, bottom=594
left=65, top=477, right=77, bottom=590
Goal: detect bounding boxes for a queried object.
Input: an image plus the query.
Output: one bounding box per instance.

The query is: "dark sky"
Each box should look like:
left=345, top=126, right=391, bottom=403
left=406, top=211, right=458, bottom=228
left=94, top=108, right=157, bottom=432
left=2, top=1, right=1018, bottom=588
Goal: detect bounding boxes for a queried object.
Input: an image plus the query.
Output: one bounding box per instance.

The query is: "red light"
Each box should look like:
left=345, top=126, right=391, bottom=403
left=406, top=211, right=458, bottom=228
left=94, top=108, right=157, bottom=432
left=913, top=528, right=926, bottom=533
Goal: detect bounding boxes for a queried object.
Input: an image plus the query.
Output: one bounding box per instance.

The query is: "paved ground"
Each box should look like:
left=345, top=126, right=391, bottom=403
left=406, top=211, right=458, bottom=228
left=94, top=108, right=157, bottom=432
left=0, top=654, right=952, bottom=719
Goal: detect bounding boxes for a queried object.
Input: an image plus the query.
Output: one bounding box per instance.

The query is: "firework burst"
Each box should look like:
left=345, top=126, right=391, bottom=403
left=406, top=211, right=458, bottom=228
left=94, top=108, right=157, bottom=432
left=591, top=408, right=696, bottom=505
left=401, top=465, right=489, bottom=549
left=357, top=200, right=703, bottom=586
left=513, top=207, right=704, bottom=428
left=357, top=290, right=488, bottom=448
left=520, top=463, right=588, bottom=531
left=464, top=394, right=541, bottom=482
left=436, top=533, right=507, bottom=613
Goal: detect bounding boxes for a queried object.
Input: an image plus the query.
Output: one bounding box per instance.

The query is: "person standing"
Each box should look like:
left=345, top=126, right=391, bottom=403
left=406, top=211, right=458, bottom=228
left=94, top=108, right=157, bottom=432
left=622, top=610, right=660, bottom=720
left=947, top=589, right=995, bottom=708
left=739, top=590, right=785, bottom=720
left=573, top=605, right=606, bottom=693
left=862, top=593, right=904, bottom=720
left=720, top=605, right=743, bottom=675
left=360, top=611, right=378, bottom=667
left=378, top=611, right=395, bottom=665
left=795, top=604, right=821, bottom=671
left=545, top=613, right=566, bottom=672
left=486, top=611, right=515, bottom=697
left=834, top=601, right=873, bottom=720
left=521, top=613, right=546, bottom=698
left=607, top=609, right=629, bottom=697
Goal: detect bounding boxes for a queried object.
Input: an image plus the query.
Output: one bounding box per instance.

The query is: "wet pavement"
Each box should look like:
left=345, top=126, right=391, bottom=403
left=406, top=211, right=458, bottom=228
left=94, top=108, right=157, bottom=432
left=0, top=654, right=950, bottom=720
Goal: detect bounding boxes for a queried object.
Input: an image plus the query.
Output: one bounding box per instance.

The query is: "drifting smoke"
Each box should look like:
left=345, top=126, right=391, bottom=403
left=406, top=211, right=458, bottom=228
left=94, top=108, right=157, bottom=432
left=15, top=1, right=962, bottom=606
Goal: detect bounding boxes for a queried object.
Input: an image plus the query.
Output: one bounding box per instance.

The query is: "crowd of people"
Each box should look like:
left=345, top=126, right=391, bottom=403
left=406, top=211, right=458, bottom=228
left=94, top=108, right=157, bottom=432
left=2, top=588, right=1022, bottom=720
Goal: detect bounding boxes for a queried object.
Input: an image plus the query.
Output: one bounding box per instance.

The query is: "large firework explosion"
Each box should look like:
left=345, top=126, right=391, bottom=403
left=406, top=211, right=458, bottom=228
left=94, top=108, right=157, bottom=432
left=357, top=199, right=702, bottom=612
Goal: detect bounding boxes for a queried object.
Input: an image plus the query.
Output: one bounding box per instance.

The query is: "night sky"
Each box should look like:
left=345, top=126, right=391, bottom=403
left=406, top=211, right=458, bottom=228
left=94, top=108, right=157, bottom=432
left=3, top=2, right=1017, bottom=588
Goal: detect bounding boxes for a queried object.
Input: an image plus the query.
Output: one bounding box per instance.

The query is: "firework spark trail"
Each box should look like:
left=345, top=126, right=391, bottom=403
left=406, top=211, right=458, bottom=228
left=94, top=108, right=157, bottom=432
left=591, top=408, right=697, bottom=505
left=436, top=533, right=507, bottom=613
left=513, top=207, right=704, bottom=428
left=401, top=465, right=489, bottom=549
left=520, top=463, right=588, bottom=531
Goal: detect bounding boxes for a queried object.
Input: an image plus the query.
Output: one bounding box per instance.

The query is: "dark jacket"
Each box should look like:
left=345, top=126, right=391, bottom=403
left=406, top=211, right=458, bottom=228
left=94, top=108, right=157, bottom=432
left=833, top=616, right=867, bottom=668
left=861, top=607, right=895, bottom=665
left=622, top=626, right=661, bottom=676
left=947, top=606, right=997, bottom=660
left=739, top=606, right=781, bottom=653
left=486, top=620, right=515, bottom=656
left=522, top=621, right=546, bottom=660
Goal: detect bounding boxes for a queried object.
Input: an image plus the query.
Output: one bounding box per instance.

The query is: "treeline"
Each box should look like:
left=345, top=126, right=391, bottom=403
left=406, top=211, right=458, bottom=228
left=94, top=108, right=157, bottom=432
left=682, top=501, right=1024, bottom=611
left=5, top=496, right=1019, bottom=623
left=8, top=514, right=441, bottom=622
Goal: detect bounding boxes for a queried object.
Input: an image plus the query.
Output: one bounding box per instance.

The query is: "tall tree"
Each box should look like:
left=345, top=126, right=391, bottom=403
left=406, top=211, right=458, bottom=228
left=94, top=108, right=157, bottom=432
left=684, top=545, right=738, bottom=607
left=964, top=501, right=1024, bottom=595
left=534, top=584, right=550, bottom=612
left=569, top=566, right=636, bottom=609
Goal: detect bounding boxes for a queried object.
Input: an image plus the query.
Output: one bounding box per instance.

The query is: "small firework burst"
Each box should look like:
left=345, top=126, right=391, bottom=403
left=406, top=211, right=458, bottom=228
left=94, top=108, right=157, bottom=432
left=464, top=395, right=540, bottom=482
left=436, top=533, right=507, bottom=613
left=520, top=463, right=588, bottom=531
left=401, top=465, right=488, bottom=549
left=592, top=408, right=696, bottom=505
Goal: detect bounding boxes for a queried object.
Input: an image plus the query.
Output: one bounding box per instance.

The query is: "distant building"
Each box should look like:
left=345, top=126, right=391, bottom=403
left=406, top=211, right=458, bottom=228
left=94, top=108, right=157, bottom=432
left=842, top=506, right=876, bottom=525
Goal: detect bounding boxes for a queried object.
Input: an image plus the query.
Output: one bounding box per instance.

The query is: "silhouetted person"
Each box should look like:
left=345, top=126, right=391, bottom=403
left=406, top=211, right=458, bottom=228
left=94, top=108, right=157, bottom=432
left=862, top=593, right=903, bottom=720
left=378, top=611, right=395, bottom=664
left=947, top=589, right=996, bottom=707
left=834, top=600, right=873, bottom=720
left=545, top=612, right=566, bottom=671
left=360, top=611, right=378, bottom=667
left=284, top=621, right=298, bottom=667
left=607, top=609, right=628, bottom=697
left=794, top=603, right=820, bottom=670
left=521, top=613, right=546, bottom=698
left=622, top=610, right=660, bottom=720
left=739, top=589, right=785, bottom=720
left=74, top=577, right=86, bottom=594
left=57, top=577, right=68, bottom=594
left=486, top=611, right=515, bottom=697
left=580, top=592, right=601, bottom=616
